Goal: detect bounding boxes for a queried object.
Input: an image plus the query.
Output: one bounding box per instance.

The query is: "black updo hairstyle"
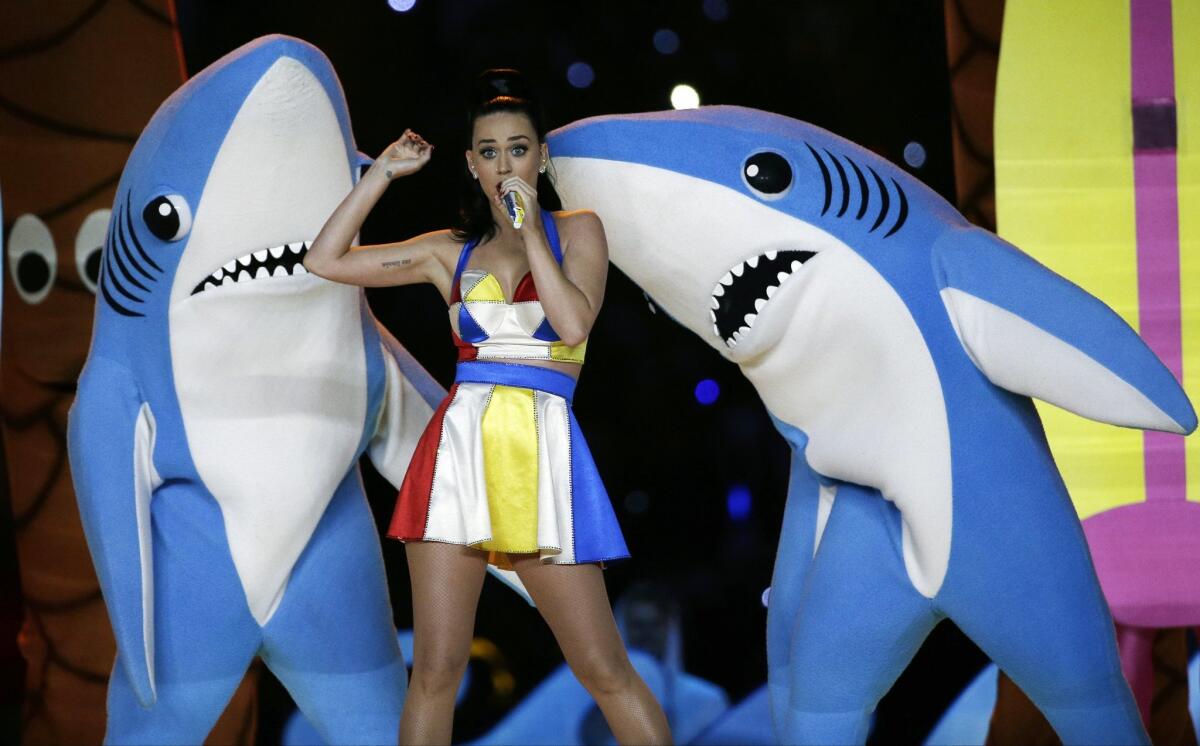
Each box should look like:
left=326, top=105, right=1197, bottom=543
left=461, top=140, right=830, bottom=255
left=451, top=68, right=562, bottom=244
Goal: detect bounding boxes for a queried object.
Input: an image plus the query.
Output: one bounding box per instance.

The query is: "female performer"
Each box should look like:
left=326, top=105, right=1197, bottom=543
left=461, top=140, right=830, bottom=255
left=304, top=70, right=671, bottom=745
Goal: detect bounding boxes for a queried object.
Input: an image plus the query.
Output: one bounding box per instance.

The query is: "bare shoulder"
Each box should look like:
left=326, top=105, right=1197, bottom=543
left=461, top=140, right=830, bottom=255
left=554, top=209, right=606, bottom=252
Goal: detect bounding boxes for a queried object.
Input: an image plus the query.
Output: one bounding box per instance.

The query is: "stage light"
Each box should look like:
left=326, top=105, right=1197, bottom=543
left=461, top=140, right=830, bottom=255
left=694, top=378, right=720, bottom=405
left=903, top=141, right=926, bottom=169
left=653, top=29, right=680, bottom=55
left=702, top=0, right=729, bottom=22
left=387, top=0, right=417, bottom=12
left=567, top=61, right=595, bottom=89
left=761, top=587, right=770, bottom=607
left=624, top=490, right=650, bottom=514
left=726, top=485, right=751, bottom=521
left=671, top=83, right=700, bottom=109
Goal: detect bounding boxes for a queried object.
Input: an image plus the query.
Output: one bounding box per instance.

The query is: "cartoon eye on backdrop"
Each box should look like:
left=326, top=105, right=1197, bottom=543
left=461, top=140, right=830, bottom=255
left=742, top=151, right=792, bottom=199
left=74, top=209, right=110, bottom=294
left=7, top=214, right=57, bottom=305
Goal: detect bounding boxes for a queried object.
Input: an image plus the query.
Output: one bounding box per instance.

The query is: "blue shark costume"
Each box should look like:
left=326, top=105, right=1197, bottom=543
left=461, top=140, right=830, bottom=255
left=548, top=107, right=1197, bottom=745
left=66, top=36, right=526, bottom=744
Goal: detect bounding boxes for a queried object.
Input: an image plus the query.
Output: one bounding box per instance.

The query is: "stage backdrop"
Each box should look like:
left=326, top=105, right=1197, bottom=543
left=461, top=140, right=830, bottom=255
left=0, top=2, right=257, bottom=743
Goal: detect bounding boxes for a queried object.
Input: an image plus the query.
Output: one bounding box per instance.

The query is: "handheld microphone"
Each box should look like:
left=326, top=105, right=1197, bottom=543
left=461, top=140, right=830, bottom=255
left=502, top=190, right=525, bottom=229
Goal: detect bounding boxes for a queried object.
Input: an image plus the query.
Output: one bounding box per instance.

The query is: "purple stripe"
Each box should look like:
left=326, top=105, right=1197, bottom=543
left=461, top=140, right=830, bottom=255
left=1131, top=0, right=1186, bottom=502
left=1130, top=0, right=1175, bottom=99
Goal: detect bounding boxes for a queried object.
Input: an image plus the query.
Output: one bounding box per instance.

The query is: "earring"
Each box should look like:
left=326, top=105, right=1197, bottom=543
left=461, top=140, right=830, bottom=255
left=470, top=168, right=478, bottom=179
left=538, top=162, right=546, bottom=174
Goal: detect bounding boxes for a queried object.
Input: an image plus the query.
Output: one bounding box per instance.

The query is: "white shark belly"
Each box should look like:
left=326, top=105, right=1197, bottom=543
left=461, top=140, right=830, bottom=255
left=171, top=280, right=368, bottom=624
left=745, top=244, right=954, bottom=597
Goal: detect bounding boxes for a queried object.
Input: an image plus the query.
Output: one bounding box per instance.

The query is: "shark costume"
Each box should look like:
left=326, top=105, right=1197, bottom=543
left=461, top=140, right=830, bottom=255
left=66, top=35, right=484, bottom=744
left=547, top=106, right=1197, bottom=745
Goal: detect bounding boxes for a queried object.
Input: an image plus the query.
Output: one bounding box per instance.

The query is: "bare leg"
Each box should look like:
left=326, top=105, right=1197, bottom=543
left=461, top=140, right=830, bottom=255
left=399, top=542, right=488, bottom=745
left=511, top=555, right=672, bottom=745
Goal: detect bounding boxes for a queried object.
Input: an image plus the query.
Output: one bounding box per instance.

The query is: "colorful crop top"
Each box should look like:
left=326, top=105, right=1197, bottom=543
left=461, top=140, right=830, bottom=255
left=448, top=210, right=587, bottom=364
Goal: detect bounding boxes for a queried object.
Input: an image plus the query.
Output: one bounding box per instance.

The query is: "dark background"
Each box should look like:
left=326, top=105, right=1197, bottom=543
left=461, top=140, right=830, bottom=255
left=173, top=1, right=987, bottom=742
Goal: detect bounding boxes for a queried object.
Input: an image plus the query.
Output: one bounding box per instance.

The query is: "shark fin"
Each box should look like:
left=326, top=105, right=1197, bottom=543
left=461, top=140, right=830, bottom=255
left=367, top=332, right=437, bottom=490
left=934, top=227, right=1196, bottom=434
left=488, top=568, right=535, bottom=607
left=67, top=356, right=160, bottom=707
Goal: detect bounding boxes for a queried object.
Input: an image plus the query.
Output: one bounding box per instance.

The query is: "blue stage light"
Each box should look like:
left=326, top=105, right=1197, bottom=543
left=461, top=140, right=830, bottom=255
left=653, top=29, right=681, bottom=55
left=904, top=141, right=927, bottom=169
left=694, top=378, right=720, bottom=405
left=567, top=61, right=595, bottom=89
left=387, top=0, right=417, bottom=12
left=727, top=485, right=751, bottom=521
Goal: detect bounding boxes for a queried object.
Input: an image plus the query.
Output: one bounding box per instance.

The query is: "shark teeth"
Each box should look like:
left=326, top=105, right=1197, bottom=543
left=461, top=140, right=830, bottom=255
left=191, top=240, right=312, bottom=295
left=710, top=249, right=817, bottom=348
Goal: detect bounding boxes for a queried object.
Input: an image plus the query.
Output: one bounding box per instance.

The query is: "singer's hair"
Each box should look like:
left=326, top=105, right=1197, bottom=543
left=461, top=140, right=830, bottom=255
left=452, top=68, right=562, bottom=244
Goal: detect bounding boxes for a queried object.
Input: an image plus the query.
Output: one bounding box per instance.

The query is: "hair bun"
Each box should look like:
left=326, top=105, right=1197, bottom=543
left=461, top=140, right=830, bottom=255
left=475, top=68, right=530, bottom=102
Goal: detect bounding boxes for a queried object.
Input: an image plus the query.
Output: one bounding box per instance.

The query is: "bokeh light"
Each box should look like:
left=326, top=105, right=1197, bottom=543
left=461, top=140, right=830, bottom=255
left=567, top=61, right=595, bottom=89
left=726, top=485, right=752, bottom=521
left=903, top=141, right=927, bottom=168
left=694, top=378, right=720, bottom=405
left=670, top=83, right=700, bottom=109
left=653, top=29, right=680, bottom=55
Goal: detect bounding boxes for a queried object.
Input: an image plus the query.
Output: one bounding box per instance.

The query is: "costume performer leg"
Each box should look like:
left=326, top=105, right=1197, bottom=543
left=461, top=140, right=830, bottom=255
left=261, top=471, right=407, bottom=745
left=764, top=442, right=824, bottom=742
left=780, top=482, right=937, bottom=745
left=104, top=481, right=261, bottom=745
left=940, top=457, right=1147, bottom=746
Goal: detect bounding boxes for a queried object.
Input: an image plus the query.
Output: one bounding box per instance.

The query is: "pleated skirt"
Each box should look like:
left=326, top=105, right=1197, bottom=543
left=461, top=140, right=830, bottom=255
left=387, top=361, right=629, bottom=568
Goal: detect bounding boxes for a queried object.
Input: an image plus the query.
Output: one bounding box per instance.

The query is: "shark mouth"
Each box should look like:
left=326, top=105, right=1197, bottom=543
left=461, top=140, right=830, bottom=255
left=710, top=249, right=816, bottom=347
left=191, top=241, right=311, bottom=295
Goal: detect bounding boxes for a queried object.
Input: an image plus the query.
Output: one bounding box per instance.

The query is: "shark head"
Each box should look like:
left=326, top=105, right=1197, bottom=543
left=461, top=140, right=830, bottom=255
left=548, top=106, right=946, bottom=364
left=96, top=34, right=360, bottom=337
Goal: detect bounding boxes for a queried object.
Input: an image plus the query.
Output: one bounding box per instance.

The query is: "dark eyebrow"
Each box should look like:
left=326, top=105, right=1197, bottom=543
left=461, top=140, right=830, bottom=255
left=475, top=135, right=531, bottom=146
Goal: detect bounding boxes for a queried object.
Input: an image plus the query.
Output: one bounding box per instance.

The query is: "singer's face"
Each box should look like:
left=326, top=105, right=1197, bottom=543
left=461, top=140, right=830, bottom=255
left=467, top=111, right=546, bottom=201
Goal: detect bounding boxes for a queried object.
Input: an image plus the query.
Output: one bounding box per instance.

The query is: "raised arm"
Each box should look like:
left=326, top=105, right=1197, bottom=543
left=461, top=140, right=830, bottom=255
left=304, top=130, right=452, bottom=289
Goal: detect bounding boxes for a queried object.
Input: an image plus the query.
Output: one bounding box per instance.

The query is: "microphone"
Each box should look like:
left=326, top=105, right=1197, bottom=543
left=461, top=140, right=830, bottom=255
left=502, top=190, right=526, bottom=229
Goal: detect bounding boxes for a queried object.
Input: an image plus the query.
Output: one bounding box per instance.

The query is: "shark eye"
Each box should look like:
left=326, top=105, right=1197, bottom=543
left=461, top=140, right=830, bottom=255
left=75, top=209, right=109, bottom=293
left=143, top=194, right=192, bottom=241
left=743, top=152, right=792, bottom=198
left=6, top=214, right=57, bottom=305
